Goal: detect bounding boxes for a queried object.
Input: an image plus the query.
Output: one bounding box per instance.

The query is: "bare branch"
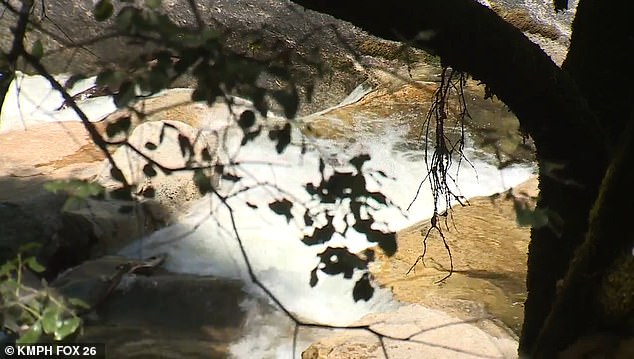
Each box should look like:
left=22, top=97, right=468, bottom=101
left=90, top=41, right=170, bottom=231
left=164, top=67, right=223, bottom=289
left=20, top=51, right=129, bottom=187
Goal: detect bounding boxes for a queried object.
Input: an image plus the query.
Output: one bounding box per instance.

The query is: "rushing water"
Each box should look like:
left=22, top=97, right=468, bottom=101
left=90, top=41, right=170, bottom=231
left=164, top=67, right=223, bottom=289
left=116, top=85, right=534, bottom=357
left=2, top=73, right=535, bottom=358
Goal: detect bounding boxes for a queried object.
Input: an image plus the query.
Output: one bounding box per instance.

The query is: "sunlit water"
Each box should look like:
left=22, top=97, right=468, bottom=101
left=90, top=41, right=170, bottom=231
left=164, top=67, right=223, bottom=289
left=2, top=74, right=535, bottom=358
left=0, top=72, right=115, bottom=133
left=117, top=87, right=534, bottom=357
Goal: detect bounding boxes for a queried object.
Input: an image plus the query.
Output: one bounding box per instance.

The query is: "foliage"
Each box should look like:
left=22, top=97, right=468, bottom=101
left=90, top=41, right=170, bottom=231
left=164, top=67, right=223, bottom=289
left=86, top=0, right=318, bottom=119
left=43, top=179, right=105, bottom=211
left=0, top=245, right=87, bottom=344
left=76, top=0, right=397, bottom=300
left=0, top=0, right=399, bottom=323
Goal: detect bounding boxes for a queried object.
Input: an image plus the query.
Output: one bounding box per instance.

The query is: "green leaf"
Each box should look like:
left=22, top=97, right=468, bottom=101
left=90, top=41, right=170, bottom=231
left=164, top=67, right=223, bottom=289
left=0, top=260, right=17, bottom=277
left=114, top=81, right=136, bottom=108
left=115, top=6, right=137, bottom=31
left=1, top=278, right=19, bottom=293
left=41, top=305, right=61, bottom=334
left=93, top=0, right=114, bottom=22
left=17, top=242, right=42, bottom=254
left=54, top=317, right=81, bottom=340
left=44, top=179, right=104, bottom=198
left=145, top=0, right=162, bottom=9
left=62, top=196, right=85, bottom=212
left=63, top=74, right=87, bottom=90
left=25, top=257, right=45, bottom=273
left=17, top=322, right=42, bottom=344
left=513, top=200, right=549, bottom=229
left=193, top=170, right=213, bottom=194
left=68, top=298, right=91, bottom=310
left=31, top=40, right=44, bottom=60
left=96, top=70, right=125, bottom=90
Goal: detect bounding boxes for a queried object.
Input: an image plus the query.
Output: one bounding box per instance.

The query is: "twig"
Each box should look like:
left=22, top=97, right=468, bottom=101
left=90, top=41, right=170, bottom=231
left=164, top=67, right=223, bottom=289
left=21, top=52, right=129, bottom=187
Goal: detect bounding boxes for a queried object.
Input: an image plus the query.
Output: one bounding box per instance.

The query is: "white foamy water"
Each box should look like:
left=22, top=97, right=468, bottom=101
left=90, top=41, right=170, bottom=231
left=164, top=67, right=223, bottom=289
left=2, top=75, right=534, bottom=358
left=118, top=92, right=534, bottom=357
left=0, top=72, right=116, bottom=133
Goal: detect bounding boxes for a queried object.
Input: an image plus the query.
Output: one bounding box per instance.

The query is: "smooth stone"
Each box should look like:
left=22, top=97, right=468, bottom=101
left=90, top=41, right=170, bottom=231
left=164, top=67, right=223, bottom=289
left=302, top=304, right=517, bottom=359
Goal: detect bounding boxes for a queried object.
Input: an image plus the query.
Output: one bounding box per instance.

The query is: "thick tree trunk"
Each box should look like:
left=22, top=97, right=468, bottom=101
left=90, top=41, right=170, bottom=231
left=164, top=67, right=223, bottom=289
left=563, top=0, right=634, bottom=145
left=525, top=0, right=634, bottom=356
left=290, top=0, right=614, bottom=356
left=534, top=114, right=634, bottom=358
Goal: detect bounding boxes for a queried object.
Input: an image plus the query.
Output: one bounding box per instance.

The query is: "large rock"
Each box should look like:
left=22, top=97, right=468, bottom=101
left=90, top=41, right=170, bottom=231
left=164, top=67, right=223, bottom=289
left=97, top=118, right=220, bottom=221
left=51, top=256, right=247, bottom=358
left=0, top=0, right=403, bottom=115
left=0, top=73, right=116, bottom=133
left=0, top=115, right=164, bottom=270
left=0, top=202, right=46, bottom=262
left=302, top=304, right=517, bottom=359
left=0, top=121, right=105, bottom=274
left=0, top=121, right=104, bottom=187
left=0, top=82, right=267, bottom=272
left=372, top=176, right=538, bottom=335
left=0, top=88, right=232, bottom=272
left=302, top=65, right=535, bottom=164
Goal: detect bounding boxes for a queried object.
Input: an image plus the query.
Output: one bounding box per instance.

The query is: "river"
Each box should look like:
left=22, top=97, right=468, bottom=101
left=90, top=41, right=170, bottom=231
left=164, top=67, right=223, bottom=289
left=1, top=67, right=535, bottom=357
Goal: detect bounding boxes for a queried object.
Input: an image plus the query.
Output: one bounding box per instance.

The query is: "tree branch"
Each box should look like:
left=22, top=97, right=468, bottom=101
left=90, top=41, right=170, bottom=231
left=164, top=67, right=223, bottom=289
left=20, top=52, right=129, bottom=187
left=1, top=0, right=32, bottom=106
left=290, top=0, right=607, bottom=164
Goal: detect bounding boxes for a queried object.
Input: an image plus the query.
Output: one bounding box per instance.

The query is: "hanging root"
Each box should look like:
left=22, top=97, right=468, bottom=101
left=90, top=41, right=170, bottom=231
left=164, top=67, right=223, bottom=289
left=408, top=66, right=473, bottom=281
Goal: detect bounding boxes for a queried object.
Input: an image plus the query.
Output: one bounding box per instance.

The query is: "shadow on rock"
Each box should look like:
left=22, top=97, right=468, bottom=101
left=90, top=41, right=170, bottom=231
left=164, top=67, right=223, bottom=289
left=52, top=256, right=247, bottom=358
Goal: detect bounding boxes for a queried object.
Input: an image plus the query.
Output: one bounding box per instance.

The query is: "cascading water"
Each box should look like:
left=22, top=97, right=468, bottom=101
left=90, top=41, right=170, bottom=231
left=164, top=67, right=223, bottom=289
left=117, top=85, right=535, bottom=357
left=2, top=73, right=535, bottom=358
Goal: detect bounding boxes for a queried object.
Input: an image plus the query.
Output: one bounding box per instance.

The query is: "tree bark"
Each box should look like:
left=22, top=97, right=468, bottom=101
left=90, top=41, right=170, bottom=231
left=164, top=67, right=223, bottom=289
left=525, top=0, right=634, bottom=356
left=534, top=114, right=634, bottom=356
left=563, top=0, right=634, bottom=146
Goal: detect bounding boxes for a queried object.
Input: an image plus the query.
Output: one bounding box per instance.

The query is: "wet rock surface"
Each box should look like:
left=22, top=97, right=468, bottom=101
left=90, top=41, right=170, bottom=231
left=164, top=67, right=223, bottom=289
left=0, top=74, right=538, bottom=356
left=0, top=90, right=234, bottom=273
left=301, top=178, right=538, bottom=358
left=302, top=64, right=535, bottom=166
left=302, top=304, right=518, bottom=359
left=51, top=256, right=247, bottom=358
left=373, top=177, right=538, bottom=336
left=0, top=0, right=394, bottom=116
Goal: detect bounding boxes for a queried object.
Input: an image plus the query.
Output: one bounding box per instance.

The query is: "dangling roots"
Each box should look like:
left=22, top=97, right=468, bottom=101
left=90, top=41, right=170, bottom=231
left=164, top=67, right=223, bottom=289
left=407, top=66, right=475, bottom=282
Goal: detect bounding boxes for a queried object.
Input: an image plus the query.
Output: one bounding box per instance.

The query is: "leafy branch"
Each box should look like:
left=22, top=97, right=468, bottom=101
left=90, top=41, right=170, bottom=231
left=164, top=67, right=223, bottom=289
left=0, top=246, right=87, bottom=343
left=0, top=1, right=491, bottom=357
